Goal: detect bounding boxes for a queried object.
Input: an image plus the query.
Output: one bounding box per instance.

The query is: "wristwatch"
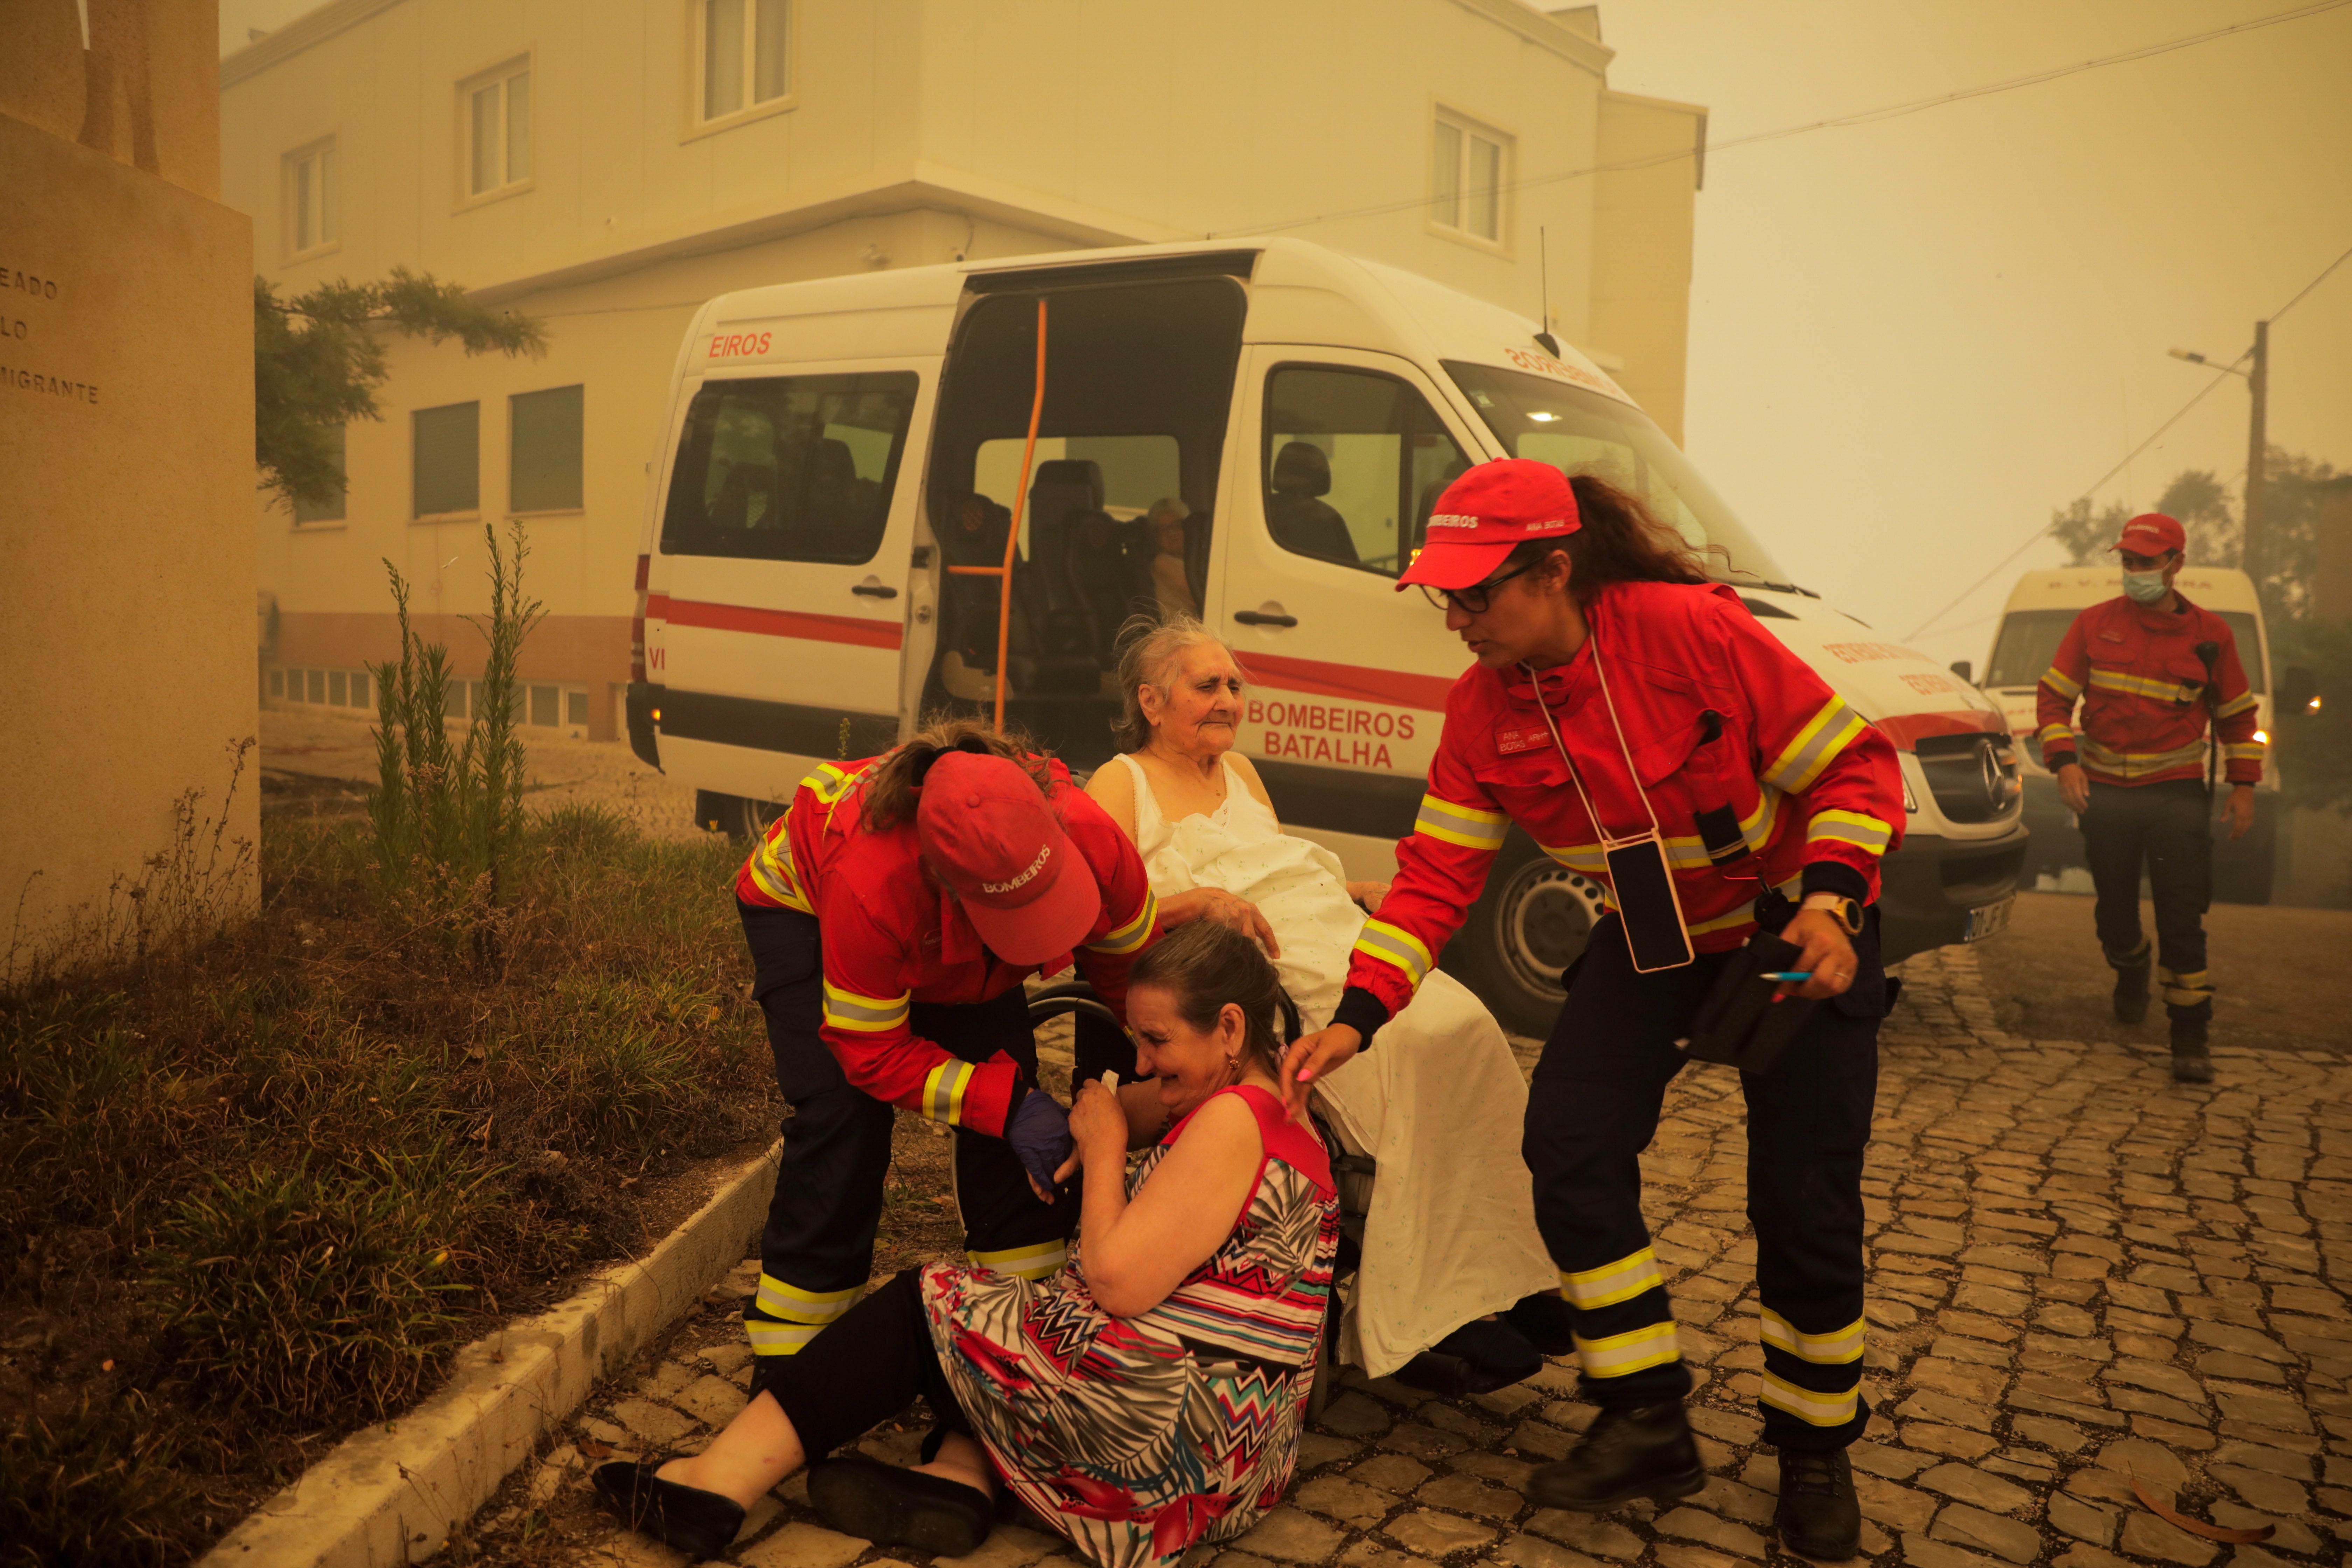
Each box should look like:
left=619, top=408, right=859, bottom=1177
left=1800, top=891, right=1864, bottom=936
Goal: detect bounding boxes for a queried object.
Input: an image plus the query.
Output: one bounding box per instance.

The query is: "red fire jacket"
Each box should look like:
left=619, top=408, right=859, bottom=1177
left=1340, top=581, right=1906, bottom=1023
left=2035, top=593, right=2263, bottom=789
left=735, top=755, right=1159, bottom=1136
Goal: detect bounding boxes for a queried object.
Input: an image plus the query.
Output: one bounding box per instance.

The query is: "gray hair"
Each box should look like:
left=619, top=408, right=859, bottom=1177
left=1146, top=496, right=1191, bottom=527
left=1110, top=613, right=1229, bottom=752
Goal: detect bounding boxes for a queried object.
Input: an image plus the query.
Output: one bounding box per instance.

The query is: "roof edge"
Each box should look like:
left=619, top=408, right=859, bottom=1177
left=1599, top=87, right=1709, bottom=191
left=1450, top=0, right=1615, bottom=75
left=222, top=0, right=409, bottom=86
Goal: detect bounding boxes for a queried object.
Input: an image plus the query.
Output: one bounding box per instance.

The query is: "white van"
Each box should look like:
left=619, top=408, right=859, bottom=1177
left=625, top=239, right=2026, bottom=1033
left=1976, top=566, right=2309, bottom=905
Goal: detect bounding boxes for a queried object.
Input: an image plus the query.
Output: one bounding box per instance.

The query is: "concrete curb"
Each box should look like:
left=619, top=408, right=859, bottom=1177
left=199, top=1140, right=782, bottom=1568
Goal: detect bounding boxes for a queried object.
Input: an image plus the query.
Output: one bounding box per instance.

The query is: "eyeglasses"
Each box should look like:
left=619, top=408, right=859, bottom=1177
left=1419, top=560, right=1535, bottom=614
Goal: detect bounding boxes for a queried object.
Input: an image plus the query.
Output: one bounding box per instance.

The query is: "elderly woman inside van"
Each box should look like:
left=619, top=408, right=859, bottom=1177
left=1082, top=616, right=1567, bottom=1390
left=597, top=919, right=1339, bottom=1568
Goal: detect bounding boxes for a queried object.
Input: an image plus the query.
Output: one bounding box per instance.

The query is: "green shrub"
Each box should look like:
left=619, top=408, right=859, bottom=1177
left=143, top=1152, right=486, bottom=1426
left=0, top=1392, right=195, bottom=1568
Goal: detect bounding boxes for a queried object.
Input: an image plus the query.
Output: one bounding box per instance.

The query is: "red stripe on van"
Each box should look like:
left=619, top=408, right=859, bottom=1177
left=1239, top=651, right=1458, bottom=713
left=649, top=594, right=904, bottom=651
left=1872, top=710, right=2004, bottom=751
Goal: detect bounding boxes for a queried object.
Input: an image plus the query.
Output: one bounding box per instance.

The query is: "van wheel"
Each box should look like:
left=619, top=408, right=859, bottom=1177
left=1442, top=829, right=1604, bottom=1038
left=738, top=794, right=787, bottom=844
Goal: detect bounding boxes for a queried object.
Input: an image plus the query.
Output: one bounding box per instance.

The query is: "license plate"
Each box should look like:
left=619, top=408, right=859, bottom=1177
left=1963, top=897, right=2014, bottom=942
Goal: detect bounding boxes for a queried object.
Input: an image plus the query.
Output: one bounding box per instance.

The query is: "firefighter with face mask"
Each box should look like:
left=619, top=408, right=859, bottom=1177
left=1279, top=461, right=1905, bottom=1562
left=2036, top=512, right=2262, bottom=1083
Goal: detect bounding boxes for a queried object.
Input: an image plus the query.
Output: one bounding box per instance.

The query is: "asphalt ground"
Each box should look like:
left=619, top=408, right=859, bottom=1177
left=1974, top=892, right=2352, bottom=1057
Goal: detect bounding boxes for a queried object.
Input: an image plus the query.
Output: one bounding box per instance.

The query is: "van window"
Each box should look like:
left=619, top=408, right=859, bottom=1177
left=920, top=275, right=1247, bottom=768
left=660, top=372, right=917, bottom=563
left=1444, top=362, right=1793, bottom=590
left=1988, top=607, right=2266, bottom=693
left=1262, top=368, right=1468, bottom=576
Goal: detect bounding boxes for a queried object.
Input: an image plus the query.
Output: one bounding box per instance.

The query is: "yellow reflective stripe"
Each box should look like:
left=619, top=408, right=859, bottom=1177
left=1352, top=920, right=1433, bottom=989
left=1573, top=1321, right=1681, bottom=1377
left=1561, top=1247, right=1662, bottom=1309
left=745, top=1318, right=826, bottom=1354
left=921, top=1058, right=976, bottom=1124
left=803, top=761, right=857, bottom=803
left=1086, top=887, right=1157, bottom=955
left=1807, top=809, right=1893, bottom=857
left=2215, top=691, right=2258, bottom=718
left=745, top=838, right=812, bottom=913
left=822, top=981, right=911, bottom=1032
left=2040, top=666, right=2084, bottom=700
left=967, top=1240, right=1068, bottom=1281
left=2224, top=742, right=2265, bottom=760
left=2078, top=738, right=2209, bottom=777
left=1414, top=793, right=1510, bottom=852
left=1738, top=786, right=1782, bottom=852
left=1688, top=902, right=1764, bottom=937
left=1541, top=841, right=1608, bottom=875
left=2088, top=667, right=2199, bottom=704
left=2157, top=967, right=2213, bottom=1006
left=1760, top=1371, right=1860, bottom=1427
left=2037, top=723, right=2076, bottom=745
left=754, top=1275, right=860, bottom=1324
left=1760, top=1309, right=1865, bottom=1365
left=1763, top=699, right=1869, bottom=794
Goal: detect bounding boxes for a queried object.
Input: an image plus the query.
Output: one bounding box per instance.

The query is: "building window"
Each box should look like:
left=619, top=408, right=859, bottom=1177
left=463, top=60, right=532, bottom=200
left=699, top=0, right=790, bottom=124
left=286, top=137, right=338, bottom=257
left=511, top=384, right=584, bottom=512
left=1431, top=112, right=1509, bottom=244
left=414, top=402, right=481, bottom=517
left=293, top=423, right=348, bottom=525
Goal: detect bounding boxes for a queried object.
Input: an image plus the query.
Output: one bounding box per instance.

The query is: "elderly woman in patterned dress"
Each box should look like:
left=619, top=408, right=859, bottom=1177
left=594, top=918, right=1339, bottom=1567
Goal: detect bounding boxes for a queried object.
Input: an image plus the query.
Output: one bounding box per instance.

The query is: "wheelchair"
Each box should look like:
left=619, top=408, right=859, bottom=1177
left=1024, top=980, right=1374, bottom=1418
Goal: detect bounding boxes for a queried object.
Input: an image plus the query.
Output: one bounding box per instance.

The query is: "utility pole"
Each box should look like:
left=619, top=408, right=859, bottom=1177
left=2242, top=319, right=2269, bottom=583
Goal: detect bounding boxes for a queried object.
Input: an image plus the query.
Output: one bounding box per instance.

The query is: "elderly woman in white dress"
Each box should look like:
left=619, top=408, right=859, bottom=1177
left=1082, top=617, right=1569, bottom=1391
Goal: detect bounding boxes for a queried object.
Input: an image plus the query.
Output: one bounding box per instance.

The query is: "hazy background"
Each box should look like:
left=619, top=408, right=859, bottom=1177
left=220, top=0, right=2352, bottom=668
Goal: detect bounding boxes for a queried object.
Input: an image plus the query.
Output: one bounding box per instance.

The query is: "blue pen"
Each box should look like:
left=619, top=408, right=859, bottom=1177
left=1759, top=970, right=1812, bottom=983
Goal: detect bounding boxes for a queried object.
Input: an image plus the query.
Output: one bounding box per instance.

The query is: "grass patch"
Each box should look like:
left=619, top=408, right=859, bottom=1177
left=0, top=803, right=776, bottom=1564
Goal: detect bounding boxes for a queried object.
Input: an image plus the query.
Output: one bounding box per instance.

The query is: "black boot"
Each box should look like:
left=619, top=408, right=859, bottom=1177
left=1397, top=1317, right=1543, bottom=1396
left=2111, top=954, right=2151, bottom=1024
left=1775, top=1447, right=1861, bottom=1560
left=1524, top=1400, right=1704, bottom=1512
left=1505, top=1292, right=1578, bottom=1357
left=2170, top=1008, right=2212, bottom=1083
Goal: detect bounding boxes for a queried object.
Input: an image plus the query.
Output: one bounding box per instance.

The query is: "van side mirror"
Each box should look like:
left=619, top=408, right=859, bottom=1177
left=1948, top=660, right=1973, bottom=685
left=2279, top=664, right=2318, bottom=716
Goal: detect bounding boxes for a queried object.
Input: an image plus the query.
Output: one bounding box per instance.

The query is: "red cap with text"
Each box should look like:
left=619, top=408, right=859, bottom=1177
left=1396, top=458, right=1583, bottom=592
left=916, top=751, right=1101, bottom=965
left=2112, top=512, right=2186, bottom=557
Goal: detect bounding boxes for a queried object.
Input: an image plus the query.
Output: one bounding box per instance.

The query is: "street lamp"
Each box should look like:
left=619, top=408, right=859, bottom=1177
left=2165, top=323, right=2270, bottom=582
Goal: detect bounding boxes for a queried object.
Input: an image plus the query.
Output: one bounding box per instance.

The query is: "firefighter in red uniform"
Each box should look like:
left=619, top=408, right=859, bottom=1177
left=1281, top=462, right=1905, bottom=1562
left=732, top=723, right=1160, bottom=1395
left=2035, top=512, right=2262, bottom=1083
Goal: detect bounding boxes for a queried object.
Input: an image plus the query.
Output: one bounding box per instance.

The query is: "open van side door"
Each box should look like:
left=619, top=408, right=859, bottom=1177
left=1213, top=345, right=1492, bottom=878
left=649, top=352, right=936, bottom=821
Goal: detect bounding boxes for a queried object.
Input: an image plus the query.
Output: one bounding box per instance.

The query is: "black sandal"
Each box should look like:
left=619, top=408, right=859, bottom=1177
left=807, top=1454, right=995, bottom=1558
left=591, top=1460, right=747, bottom=1559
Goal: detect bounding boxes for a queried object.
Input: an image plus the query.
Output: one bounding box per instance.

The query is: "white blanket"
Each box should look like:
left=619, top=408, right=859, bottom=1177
left=1111, top=754, right=1557, bottom=1377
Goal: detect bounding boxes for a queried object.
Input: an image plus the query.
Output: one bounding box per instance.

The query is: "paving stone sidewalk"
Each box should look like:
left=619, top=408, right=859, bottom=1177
left=486, top=945, right=2352, bottom=1568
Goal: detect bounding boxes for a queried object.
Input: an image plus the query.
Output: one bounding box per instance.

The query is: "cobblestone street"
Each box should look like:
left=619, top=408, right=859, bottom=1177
left=471, top=945, right=2352, bottom=1568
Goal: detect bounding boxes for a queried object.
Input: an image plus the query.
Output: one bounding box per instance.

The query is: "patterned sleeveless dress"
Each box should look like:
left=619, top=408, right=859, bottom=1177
left=917, top=1084, right=1339, bottom=1568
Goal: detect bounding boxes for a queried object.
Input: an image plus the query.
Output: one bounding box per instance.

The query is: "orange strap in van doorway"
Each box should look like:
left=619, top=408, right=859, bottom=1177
left=946, top=296, right=1048, bottom=732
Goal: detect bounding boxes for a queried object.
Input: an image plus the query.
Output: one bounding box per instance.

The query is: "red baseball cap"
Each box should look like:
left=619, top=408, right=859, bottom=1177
left=916, top=751, right=1101, bottom=964
left=1397, top=459, right=1582, bottom=592
left=2112, top=513, right=2186, bottom=557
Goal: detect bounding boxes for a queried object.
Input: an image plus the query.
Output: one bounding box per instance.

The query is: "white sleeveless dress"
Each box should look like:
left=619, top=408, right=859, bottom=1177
left=1113, top=754, right=1556, bottom=1377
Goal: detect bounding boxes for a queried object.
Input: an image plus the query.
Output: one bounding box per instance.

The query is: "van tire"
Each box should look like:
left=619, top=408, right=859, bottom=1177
left=1440, top=828, right=1604, bottom=1039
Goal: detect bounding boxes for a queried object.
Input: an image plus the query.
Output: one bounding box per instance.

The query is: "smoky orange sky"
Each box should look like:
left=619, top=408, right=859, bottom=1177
left=220, top=0, right=2351, bottom=668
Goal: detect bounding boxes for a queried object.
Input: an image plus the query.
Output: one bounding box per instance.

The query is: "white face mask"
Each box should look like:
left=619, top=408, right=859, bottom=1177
left=2122, top=569, right=2170, bottom=606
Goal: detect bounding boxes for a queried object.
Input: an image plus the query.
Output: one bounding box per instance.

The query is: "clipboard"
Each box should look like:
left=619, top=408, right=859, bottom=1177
left=1676, top=931, right=1818, bottom=1075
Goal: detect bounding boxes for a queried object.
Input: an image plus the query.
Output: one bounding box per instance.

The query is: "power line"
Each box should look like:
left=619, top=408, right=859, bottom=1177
left=1905, top=235, right=2352, bottom=642
left=1208, top=0, right=2352, bottom=240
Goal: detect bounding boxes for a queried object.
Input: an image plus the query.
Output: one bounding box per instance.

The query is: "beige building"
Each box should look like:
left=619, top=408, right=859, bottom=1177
left=4, top=0, right=256, bottom=968
left=221, top=0, right=1704, bottom=742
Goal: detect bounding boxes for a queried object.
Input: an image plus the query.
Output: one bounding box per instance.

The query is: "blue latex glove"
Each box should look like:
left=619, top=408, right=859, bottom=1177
left=1004, top=1089, right=1075, bottom=1197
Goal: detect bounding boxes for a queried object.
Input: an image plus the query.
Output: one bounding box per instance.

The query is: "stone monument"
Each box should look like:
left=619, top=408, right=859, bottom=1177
left=1, top=0, right=256, bottom=973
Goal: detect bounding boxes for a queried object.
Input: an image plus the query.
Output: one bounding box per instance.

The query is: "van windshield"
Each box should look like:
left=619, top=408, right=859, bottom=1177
left=1442, top=362, right=1793, bottom=590
left=1988, top=607, right=2266, bottom=692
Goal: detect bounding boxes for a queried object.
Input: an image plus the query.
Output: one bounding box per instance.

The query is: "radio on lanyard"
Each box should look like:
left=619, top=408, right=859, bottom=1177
left=1520, top=642, right=1697, bottom=972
